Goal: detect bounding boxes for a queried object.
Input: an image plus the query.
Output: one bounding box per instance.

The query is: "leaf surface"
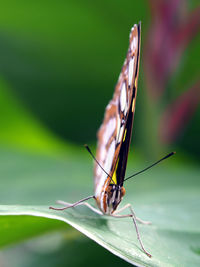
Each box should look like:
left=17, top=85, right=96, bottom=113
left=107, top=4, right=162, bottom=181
left=0, top=149, right=199, bottom=266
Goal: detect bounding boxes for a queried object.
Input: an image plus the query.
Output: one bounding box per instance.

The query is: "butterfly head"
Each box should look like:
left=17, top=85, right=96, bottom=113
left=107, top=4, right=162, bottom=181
left=104, top=184, right=126, bottom=214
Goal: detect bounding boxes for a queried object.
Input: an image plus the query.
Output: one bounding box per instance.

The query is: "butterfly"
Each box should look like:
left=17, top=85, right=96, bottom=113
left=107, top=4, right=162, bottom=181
left=50, top=22, right=175, bottom=258
left=94, top=23, right=141, bottom=214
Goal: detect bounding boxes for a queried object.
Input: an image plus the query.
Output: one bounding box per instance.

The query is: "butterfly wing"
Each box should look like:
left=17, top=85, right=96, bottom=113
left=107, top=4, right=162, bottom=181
left=94, top=23, right=141, bottom=195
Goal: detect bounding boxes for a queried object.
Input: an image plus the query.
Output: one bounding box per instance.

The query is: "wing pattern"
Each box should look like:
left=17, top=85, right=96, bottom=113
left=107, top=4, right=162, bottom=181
left=94, top=23, right=141, bottom=197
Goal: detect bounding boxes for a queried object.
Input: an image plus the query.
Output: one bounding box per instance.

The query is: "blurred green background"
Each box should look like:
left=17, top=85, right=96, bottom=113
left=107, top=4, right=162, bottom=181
left=0, top=0, right=199, bottom=266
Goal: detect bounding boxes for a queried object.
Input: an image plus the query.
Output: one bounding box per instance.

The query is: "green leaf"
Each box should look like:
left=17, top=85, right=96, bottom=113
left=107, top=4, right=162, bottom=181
left=2, top=231, right=131, bottom=267
left=0, top=148, right=199, bottom=266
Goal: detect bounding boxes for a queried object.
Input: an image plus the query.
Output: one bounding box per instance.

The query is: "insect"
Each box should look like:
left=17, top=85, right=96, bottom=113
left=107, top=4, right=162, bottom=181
left=50, top=22, right=175, bottom=257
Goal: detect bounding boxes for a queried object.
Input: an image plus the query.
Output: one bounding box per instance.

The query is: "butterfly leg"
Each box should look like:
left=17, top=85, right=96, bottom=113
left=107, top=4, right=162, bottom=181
left=49, top=195, right=95, bottom=211
left=112, top=205, right=151, bottom=258
left=49, top=196, right=103, bottom=215
left=114, top=203, right=151, bottom=225
left=55, top=200, right=103, bottom=215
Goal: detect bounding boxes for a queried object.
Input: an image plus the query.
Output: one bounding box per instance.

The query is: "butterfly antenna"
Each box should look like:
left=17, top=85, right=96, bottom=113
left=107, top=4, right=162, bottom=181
left=124, top=152, right=176, bottom=182
left=84, top=144, right=115, bottom=183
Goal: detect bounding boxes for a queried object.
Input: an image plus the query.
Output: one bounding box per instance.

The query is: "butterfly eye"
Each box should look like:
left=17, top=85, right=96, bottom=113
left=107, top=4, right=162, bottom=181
left=121, top=187, right=126, bottom=197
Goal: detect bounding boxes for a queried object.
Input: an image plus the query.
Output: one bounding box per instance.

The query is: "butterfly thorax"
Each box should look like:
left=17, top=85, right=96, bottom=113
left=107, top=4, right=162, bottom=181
left=95, top=180, right=126, bottom=215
